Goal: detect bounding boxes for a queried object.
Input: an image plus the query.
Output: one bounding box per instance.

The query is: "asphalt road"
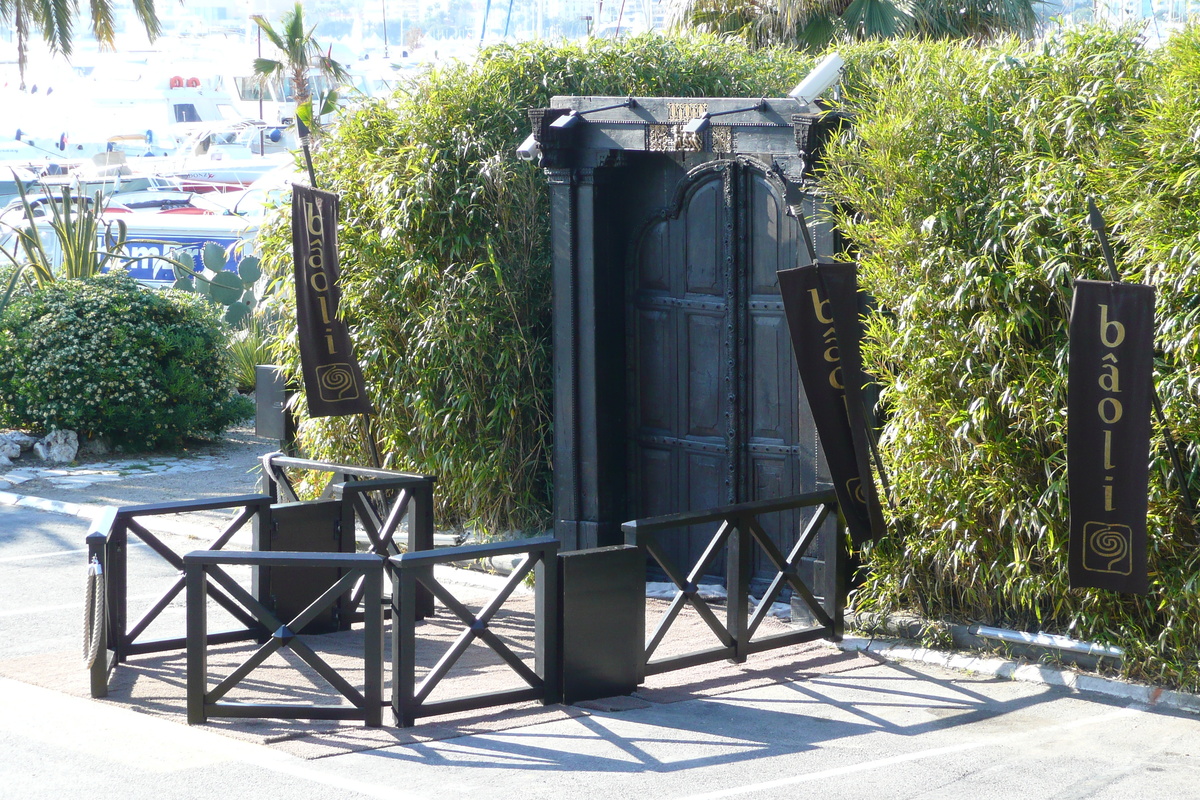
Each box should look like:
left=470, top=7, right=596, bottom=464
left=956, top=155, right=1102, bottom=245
left=3, top=502, right=1200, bottom=800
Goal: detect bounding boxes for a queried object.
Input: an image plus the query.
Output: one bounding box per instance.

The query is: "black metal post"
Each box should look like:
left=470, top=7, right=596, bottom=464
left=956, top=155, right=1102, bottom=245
left=726, top=514, right=752, bottom=663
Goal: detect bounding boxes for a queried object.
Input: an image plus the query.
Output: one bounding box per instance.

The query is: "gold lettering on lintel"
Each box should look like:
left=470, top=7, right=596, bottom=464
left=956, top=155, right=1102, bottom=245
left=667, top=102, right=708, bottom=123
left=647, top=125, right=703, bottom=153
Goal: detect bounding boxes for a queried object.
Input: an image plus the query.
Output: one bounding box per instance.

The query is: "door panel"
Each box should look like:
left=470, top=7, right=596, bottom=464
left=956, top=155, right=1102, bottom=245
left=685, top=311, right=723, bottom=438
left=685, top=179, right=723, bottom=296
left=636, top=307, right=674, bottom=434
left=629, top=160, right=827, bottom=588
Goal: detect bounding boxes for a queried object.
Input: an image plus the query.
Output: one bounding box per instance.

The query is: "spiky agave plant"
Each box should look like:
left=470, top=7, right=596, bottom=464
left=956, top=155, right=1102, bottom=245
left=0, top=179, right=130, bottom=310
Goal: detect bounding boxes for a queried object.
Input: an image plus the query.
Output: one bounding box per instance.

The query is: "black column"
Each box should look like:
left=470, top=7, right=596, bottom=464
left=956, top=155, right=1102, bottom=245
left=546, top=165, right=626, bottom=551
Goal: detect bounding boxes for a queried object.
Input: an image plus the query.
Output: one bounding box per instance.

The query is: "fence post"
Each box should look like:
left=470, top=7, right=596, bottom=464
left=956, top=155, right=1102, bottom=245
left=824, top=505, right=847, bottom=642
left=392, top=562, right=419, bottom=727
left=185, top=560, right=207, bottom=725
left=410, top=481, right=436, bottom=619
left=726, top=514, right=752, bottom=663
left=362, top=564, right=384, bottom=727
left=86, top=530, right=109, bottom=698
left=109, top=517, right=128, bottom=666
left=536, top=543, right=561, bottom=704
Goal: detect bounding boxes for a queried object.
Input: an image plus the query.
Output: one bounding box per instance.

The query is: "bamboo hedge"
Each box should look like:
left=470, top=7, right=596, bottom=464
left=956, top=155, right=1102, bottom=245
left=824, top=27, right=1200, bottom=689
left=255, top=28, right=1200, bottom=687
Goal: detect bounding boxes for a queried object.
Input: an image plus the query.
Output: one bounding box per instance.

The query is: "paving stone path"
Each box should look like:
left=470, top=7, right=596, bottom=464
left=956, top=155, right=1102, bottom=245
left=0, top=455, right=222, bottom=490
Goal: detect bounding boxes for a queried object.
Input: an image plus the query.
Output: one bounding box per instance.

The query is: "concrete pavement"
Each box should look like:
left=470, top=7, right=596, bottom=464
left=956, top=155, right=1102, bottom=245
left=2, top=451, right=1200, bottom=798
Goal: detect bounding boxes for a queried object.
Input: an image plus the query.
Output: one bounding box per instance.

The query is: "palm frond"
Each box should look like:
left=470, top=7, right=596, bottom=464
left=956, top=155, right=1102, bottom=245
left=87, top=0, right=116, bottom=44
left=128, top=0, right=161, bottom=40
left=841, top=0, right=915, bottom=39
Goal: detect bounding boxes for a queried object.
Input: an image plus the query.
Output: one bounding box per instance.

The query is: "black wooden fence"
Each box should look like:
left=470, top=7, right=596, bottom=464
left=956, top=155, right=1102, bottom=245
left=185, top=550, right=385, bottom=726
left=84, top=481, right=846, bottom=727
left=390, top=537, right=561, bottom=727
left=86, top=495, right=273, bottom=698
left=623, top=489, right=844, bottom=676
left=259, top=452, right=437, bottom=618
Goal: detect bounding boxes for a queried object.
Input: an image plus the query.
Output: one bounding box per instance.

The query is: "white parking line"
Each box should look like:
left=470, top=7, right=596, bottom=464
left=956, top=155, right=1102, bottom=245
left=0, top=541, right=149, bottom=564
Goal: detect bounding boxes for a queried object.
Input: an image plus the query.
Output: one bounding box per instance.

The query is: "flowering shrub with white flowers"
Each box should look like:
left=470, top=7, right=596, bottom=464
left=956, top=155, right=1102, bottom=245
left=0, top=272, right=253, bottom=449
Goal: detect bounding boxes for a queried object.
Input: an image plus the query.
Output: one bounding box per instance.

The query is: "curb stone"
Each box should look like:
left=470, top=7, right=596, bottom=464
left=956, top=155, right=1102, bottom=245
left=840, top=636, right=1200, bottom=716
left=0, top=488, right=101, bottom=518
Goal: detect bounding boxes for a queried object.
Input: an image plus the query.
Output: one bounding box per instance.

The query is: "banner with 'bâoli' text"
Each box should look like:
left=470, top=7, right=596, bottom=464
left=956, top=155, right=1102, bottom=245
left=778, top=262, right=884, bottom=546
left=291, top=184, right=373, bottom=418
left=1068, top=279, right=1154, bottom=594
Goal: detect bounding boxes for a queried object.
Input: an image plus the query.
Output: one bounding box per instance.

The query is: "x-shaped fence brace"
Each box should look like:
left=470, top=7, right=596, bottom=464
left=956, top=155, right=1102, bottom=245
left=390, top=536, right=561, bottom=727
left=335, top=477, right=436, bottom=619
left=185, top=550, right=384, bottom=726
left=622, top=489, right=844, bottom=676
left=261, top=454, right=437, bottom=619
left=87, top=496, right=274, bottom=698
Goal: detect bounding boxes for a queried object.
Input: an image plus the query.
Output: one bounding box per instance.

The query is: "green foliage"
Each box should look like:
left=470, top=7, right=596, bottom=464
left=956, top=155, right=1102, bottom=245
left=227, top=310, right=279, bottom=394
left=667, top=0, right=1038, bottom=52
left=0, top=272, right=251, bottom=449
left=822, top=29, right=1200, bottom=689
left=254, top=34, right=816, bottom=533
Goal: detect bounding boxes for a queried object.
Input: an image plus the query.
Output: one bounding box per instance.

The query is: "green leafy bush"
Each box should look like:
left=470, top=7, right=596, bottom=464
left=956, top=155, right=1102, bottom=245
left=254, top=34, right=816, bottom=533
left=822, top=28, right=1200, bottom=688
left=0, top=272, right=252, bottom=448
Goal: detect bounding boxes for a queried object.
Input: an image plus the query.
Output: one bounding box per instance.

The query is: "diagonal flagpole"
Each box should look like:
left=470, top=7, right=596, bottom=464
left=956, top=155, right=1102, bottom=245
left=1086, top=198, right=1197, bottom=541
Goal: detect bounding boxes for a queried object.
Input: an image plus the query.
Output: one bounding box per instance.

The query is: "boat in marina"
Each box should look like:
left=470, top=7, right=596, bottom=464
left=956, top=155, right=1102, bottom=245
left=3, top=26, right=432, bottom=281
left=4, top=69, right=244, bottom=161
left=0, top=161, right=297, bottom=289
left=0, top=167, right=38, bottom=207
left=155, top=119, right=296, bottom=192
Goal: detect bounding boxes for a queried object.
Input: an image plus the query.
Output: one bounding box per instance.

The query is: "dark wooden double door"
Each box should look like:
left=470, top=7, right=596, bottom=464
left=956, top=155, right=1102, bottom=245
left=627, top=158, right=831, bottom=587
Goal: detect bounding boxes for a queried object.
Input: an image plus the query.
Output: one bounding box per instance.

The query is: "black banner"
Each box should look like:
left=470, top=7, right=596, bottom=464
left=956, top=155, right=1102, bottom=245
left=291, top=184, right=373, bottom=417
left=1068, top=280, right=1154, bottom=594
left=779, top=262, right=885, bottom=545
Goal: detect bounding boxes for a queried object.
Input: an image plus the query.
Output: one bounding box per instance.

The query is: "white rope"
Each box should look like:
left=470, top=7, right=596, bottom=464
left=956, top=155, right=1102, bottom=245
left=84, top=557, right=105, bottom=667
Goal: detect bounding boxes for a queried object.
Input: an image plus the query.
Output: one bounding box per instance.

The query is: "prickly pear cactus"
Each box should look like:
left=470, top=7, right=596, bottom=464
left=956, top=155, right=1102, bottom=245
left=171, top=241, right=262, bottom=326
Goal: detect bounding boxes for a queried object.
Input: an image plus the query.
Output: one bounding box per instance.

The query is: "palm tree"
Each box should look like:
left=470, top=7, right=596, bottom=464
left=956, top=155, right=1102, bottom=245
left=667, top=0, right=1037, bottom=51
left=251, top=3, right=350, bottom=127
left=1, top=0, right=161, bottom=88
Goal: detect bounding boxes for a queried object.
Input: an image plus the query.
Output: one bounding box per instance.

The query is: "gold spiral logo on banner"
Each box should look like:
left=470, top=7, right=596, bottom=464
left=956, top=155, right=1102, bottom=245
left=1082, top=521, right=1133, bottom=575
left=316, top=363, right=360, bottom=402
left=846, top=477, right=867, bottom=504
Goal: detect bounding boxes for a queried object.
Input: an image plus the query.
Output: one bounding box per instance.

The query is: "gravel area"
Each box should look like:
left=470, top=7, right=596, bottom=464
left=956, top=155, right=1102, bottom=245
left=0, top=421, right=282, bottom=543
left=0, top=422, right=277, bottom=505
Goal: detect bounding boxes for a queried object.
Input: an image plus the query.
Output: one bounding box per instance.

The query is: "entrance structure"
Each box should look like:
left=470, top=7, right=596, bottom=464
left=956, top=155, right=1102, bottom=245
left=531, top=96, right=844, bottom=589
